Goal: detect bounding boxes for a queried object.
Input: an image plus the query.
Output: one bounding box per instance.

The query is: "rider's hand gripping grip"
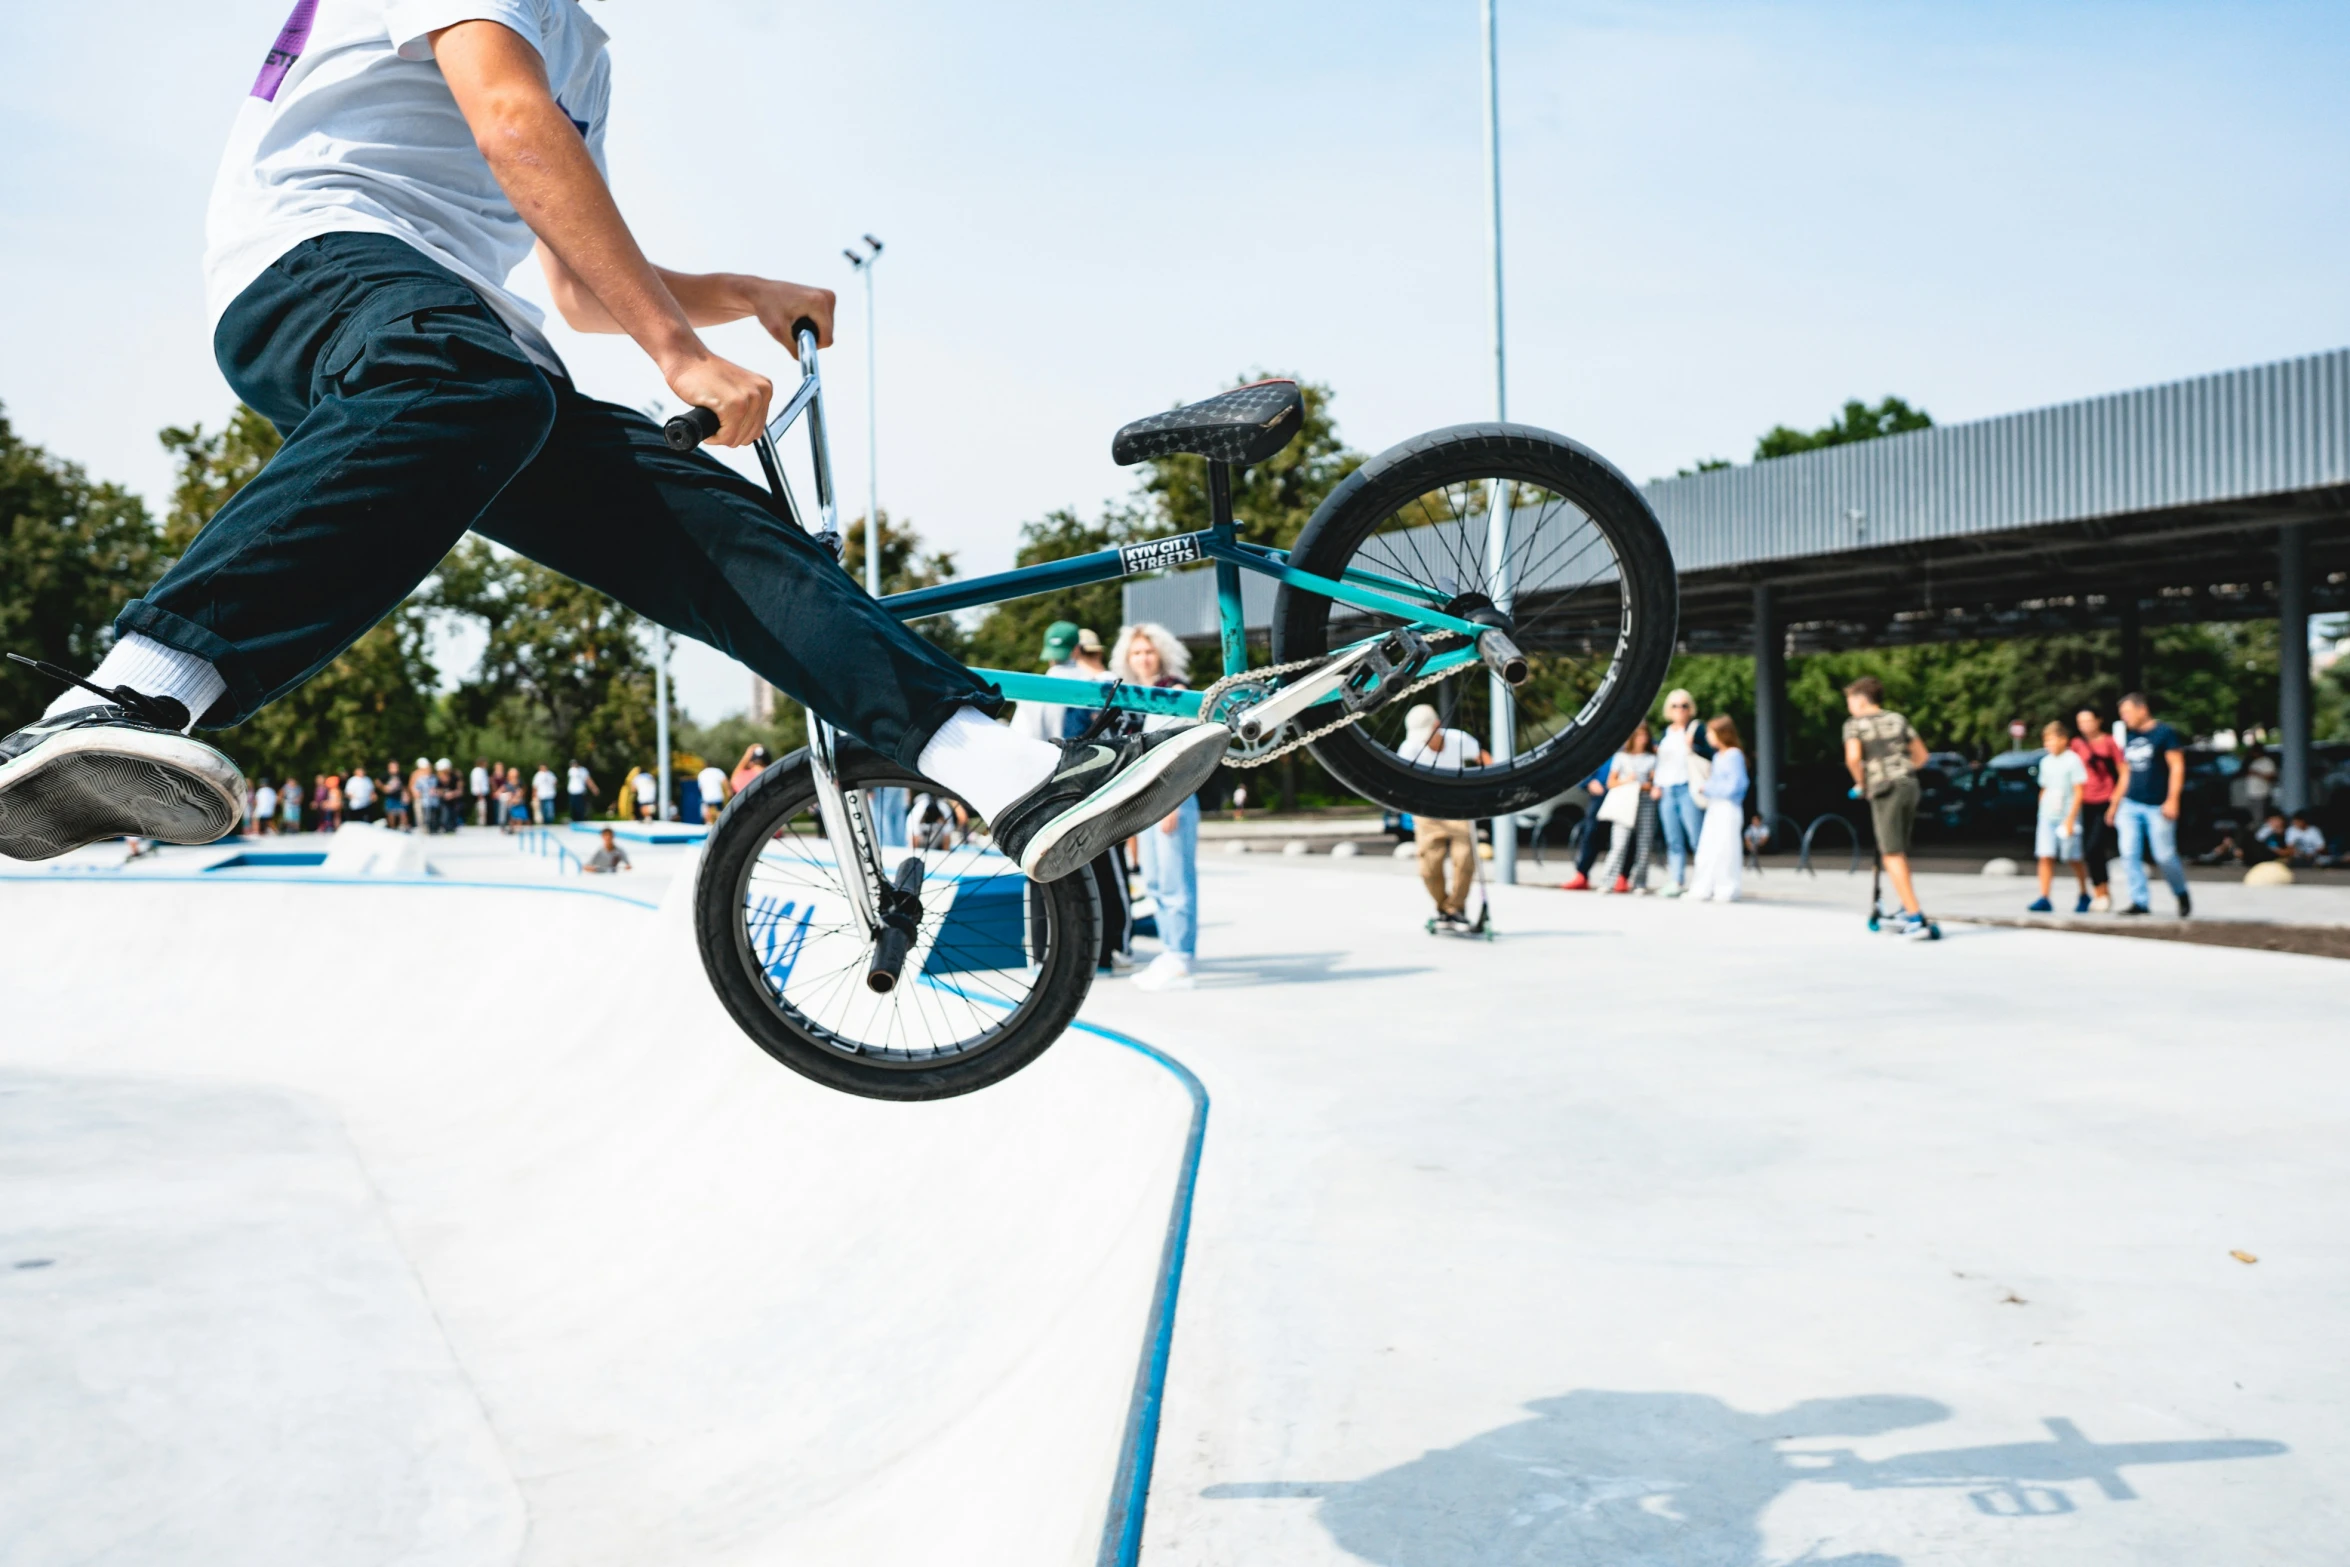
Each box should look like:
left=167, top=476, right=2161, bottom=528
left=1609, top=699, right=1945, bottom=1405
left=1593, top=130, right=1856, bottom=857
left=662, top=406, right=721, bottom=451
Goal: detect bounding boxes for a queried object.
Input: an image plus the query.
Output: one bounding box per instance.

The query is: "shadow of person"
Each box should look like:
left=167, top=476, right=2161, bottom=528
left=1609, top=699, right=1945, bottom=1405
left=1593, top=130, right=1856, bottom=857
left=1203, top=1389, right=2287, bottom=1566
left=1207, top=1390, right=1940, bottom=1566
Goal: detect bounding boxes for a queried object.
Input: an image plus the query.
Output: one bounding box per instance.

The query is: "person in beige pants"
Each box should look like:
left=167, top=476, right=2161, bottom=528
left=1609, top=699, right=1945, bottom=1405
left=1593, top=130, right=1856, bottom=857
left=1397, top=704, right=1492, bottom=929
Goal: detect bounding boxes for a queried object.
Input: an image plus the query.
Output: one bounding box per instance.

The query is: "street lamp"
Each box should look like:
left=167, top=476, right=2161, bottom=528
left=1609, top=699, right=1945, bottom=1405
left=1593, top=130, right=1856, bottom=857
left=844, top=234, right=885, bottom=597
left=1480, top=0, right=1517, bottom=885
left=654, top=625, right=671, bottom=822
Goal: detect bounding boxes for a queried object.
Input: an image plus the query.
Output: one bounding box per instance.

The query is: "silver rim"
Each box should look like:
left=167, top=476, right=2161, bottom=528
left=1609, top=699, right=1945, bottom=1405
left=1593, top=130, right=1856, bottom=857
left=1320, top=471, right=1635, bottom=778
left=730, top=785, right=1055, bottom=1065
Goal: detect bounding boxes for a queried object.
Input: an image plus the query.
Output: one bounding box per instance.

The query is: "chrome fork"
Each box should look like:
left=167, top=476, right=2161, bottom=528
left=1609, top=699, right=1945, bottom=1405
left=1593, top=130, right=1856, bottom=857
left=769, top=324, right=889, bottom=935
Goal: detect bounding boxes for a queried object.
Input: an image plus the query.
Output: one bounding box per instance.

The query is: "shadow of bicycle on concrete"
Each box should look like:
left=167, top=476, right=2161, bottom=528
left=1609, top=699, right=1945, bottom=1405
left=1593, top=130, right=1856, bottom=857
left=1203, top=1389, right=2286, bottom=1566
left=1190, top=951, right=1435, bottom=988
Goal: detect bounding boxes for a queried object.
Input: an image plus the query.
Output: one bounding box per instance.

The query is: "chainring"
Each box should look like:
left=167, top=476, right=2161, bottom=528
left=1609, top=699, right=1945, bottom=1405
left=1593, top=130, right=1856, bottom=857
left=1200, top=675, right=1292, bottom=764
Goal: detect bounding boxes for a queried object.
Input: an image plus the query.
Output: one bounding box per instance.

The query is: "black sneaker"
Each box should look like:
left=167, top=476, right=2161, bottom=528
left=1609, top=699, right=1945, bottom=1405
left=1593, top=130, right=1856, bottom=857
left=2118, top=904, right=2151, bottom=917
left=0, top=661, right=244, bottom=861
left=989, top=723, right=1229, bottom=883
left=2176, top=891, right=2192, bottom=918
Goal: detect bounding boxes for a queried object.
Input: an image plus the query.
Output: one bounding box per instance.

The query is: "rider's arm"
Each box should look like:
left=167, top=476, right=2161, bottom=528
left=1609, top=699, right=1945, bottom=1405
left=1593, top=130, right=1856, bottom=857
left=431, top=21, right=798, bottom=445
left=537, top=248, right=833, bottom=347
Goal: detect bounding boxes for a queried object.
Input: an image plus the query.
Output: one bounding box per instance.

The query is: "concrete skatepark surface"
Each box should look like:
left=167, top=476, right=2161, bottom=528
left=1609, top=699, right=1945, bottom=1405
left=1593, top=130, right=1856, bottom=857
left=5, top=835, right=2346, bottom=1563
left=0, top=859, right=1193, bottom=1566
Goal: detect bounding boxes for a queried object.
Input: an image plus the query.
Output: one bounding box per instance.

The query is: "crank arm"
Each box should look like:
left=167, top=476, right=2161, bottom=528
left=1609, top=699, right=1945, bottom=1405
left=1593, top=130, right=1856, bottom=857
left=1232, top=634, right=1419, bottom=745
left=805, top=714, right=886, bottom=936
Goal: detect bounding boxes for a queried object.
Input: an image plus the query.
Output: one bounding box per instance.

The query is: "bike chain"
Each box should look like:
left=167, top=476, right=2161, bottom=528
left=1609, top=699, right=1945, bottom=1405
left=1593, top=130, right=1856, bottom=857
left=1199, top=638, right=1466, bottom=771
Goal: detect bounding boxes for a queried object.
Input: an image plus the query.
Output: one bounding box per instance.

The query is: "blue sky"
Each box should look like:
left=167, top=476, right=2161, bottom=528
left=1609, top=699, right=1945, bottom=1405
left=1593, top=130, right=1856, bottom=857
left=3, top=1, right=2344, bottom=718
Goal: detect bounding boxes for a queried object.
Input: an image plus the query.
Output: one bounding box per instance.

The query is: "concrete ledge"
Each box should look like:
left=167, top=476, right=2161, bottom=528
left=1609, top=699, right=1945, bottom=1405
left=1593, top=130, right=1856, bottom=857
left=1946, top=912, right=2350, bottom=961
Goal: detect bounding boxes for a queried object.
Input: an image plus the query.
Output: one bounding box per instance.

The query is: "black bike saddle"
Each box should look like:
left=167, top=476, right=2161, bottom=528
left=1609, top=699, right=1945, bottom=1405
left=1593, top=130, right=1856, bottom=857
left=1111, top=378, right=1304, bottom=467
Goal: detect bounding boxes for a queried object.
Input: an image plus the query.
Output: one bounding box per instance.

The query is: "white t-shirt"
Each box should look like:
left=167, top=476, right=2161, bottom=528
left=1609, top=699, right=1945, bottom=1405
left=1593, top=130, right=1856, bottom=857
left=1399, top=728, right=1484, bottom=773
left=533, top=767, right=558, bottom=801
left=1654, top=723, right=1695, bottom=786
left=566, top=764, right=589, bottom=794
left=2035, top=749, right=2087, bottom=820
left=698, top=766, right=728, bottom=803
left=2285, top=822, right=2324, bottom=855
left=205, top=0, right=612, bottom=374
left=471, top=764, right=491, bottom=795
left=344, top=774, right=377, bottom=810
left=1608, top=751, right=1658, bottom=787
left=255, top=783, right=280, bottom=814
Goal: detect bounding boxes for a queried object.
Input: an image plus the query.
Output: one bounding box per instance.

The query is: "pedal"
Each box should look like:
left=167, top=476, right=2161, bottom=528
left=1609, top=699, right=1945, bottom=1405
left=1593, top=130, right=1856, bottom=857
left=864, top=856, right=927, bottom=993
left=1338, top=629, right=1432, bottom=714
left=1229, top=631, right=1432, bottom=746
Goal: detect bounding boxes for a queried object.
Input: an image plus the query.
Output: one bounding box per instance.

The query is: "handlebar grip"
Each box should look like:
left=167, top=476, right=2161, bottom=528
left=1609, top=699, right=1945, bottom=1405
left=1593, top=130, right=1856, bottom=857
left=791, top=316, right=820, bottom=346
left=663, top=406, right=722, bottom=451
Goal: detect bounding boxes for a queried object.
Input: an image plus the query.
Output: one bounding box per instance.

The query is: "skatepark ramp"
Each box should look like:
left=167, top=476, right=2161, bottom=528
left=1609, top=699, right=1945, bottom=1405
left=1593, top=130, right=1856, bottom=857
left=0, top=865, right=1201, bottom=1566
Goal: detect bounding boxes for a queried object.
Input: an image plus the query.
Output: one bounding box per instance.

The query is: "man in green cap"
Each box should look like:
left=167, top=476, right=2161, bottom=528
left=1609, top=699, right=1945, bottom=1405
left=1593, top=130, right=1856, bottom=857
left=1015, top=621, right=1085, bottom=743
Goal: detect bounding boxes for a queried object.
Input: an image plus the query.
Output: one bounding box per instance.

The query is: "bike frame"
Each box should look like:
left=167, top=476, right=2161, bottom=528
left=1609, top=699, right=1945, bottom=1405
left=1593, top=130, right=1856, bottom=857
left=753, top=332, right=1491, bottom=721
left=753, top=328, right=1490, bottom=926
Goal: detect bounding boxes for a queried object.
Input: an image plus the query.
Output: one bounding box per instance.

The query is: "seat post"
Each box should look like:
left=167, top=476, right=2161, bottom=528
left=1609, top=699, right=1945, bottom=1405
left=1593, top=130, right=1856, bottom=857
left=1207, top=460, right=1248, bottom=677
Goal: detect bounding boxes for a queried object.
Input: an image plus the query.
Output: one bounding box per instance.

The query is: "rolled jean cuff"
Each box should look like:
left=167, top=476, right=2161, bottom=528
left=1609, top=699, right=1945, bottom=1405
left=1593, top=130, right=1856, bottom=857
left=894, top=686, right=1008, bottom=772
left=113, top=599, right=258, bottom=728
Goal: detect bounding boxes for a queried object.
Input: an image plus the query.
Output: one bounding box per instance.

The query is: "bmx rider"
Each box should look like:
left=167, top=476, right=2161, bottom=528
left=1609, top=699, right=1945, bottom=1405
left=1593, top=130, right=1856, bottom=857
left=0, top=0, right=1226, bottom=880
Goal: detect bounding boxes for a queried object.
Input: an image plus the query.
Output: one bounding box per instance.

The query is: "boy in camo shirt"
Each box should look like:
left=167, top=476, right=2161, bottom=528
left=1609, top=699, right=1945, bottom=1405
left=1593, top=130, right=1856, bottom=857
left=1842, top=676, right=1935, bottom=937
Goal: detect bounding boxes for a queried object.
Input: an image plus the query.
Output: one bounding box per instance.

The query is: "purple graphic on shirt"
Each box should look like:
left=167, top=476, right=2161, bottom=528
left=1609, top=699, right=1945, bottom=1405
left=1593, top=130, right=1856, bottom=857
left=251, top=0, right=318, bottom=102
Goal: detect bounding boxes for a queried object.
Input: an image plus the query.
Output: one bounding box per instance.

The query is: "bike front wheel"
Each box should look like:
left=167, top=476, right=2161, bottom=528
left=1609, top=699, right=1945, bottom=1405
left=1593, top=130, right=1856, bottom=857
left=1273, top=424, right=1678, bottom=820
left=694, top=745, right=1102, bottom=1101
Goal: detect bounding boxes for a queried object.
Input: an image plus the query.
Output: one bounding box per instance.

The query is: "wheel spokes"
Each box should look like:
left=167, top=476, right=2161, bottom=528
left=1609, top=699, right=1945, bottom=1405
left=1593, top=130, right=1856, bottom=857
left=739, top=791, right=1047, bottom=1064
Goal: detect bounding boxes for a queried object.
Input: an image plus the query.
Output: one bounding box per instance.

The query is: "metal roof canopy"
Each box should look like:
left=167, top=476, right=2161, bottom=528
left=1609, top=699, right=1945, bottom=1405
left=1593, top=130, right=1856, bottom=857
left=1124, top=348, right=2350, bottom=654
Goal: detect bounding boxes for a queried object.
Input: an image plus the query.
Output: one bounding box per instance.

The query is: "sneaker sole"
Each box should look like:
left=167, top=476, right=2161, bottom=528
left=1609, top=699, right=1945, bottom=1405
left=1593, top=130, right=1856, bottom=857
left=1020, top=725, right=1230, bottom=884
left=0, top=729, right=244, bottom=861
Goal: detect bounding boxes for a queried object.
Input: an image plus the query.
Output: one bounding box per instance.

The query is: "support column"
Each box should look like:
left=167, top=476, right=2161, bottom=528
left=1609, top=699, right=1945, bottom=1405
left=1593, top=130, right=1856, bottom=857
left=2279, top=523, right=2311, bottom=813
left=2117, top=590, right=2143, bottom=698
left=1753, top=582, right=1783, bottom=830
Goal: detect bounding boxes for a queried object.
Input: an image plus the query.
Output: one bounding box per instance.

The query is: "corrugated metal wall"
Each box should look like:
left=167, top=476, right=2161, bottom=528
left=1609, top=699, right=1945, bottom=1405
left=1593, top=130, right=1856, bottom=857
left=1645, top=346, right=2350, bottom=574
left=1126, top=347, right=2350, bottom=636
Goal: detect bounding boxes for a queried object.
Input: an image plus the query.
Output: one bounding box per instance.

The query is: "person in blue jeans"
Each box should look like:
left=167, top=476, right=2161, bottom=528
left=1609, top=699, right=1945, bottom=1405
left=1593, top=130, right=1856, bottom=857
left=1115, top=624, right=1200, bottom=992
left=1652, top=688, right=1713, bottom=896
left=2110, top=691, right=2191, bottom=918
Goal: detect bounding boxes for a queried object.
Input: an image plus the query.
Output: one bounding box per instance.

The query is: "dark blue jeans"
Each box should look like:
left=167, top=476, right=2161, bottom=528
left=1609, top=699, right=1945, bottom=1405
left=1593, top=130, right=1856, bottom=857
left=121, top=233, right=995, bottom=765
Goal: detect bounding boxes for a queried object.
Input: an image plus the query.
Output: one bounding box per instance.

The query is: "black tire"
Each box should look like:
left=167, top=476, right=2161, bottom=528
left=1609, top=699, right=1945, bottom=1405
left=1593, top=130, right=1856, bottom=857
left=694, top=745, right=1101, bottom=1101
left=1273, top=423, right=1678, bottom=820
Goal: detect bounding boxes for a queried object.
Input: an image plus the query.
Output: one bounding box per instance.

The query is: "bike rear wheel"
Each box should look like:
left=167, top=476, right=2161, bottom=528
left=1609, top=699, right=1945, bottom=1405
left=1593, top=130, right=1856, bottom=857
left=1273, top=424, right=1678, bottom=820
left=694, top=746, right=1101, bottom=1100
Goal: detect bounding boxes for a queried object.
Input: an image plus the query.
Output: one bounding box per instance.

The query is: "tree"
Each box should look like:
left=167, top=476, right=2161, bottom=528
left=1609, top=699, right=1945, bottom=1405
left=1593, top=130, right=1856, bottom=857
left=840, top=508, right=968, bottom=659
left=1754, top=396, right=1932, bottom=461
left=1134, top=376, right=1360, bottom=550
left=216, top=606, right=441, bottom=784
left=158, top=406, right=282, bottom=554
left=964, top=373, right=1366, bottom=677
left=963, top=505, right=1141, bottom=675
left=0, top=404, right=163, bottom=732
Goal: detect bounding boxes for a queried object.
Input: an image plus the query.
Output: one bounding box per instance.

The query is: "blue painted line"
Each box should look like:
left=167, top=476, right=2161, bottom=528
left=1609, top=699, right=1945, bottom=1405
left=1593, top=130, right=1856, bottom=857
left=1074, top=1017, right=1209, bottom=1567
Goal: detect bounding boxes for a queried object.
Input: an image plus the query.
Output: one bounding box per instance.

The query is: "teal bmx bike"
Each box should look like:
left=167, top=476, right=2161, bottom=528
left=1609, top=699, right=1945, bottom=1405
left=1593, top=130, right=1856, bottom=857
left=682, top=324, right=1678, bottom=1099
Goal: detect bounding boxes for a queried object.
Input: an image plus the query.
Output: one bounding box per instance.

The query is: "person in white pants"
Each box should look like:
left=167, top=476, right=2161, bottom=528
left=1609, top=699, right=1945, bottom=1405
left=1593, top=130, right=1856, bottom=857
left=1689, top=714, right=1750, bottom=902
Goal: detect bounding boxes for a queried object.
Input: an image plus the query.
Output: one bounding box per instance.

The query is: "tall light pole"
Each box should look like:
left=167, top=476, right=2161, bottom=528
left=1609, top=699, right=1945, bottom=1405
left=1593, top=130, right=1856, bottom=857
left=1481, top=0, right=1517, bottom=885
left=654, top=626, right=672, bottom=823
left=844, top=234, right=885, bottom=597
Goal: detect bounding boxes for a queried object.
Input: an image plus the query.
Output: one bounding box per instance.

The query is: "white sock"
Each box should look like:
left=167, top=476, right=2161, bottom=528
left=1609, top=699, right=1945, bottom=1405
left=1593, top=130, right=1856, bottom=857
left=915, top=706, right=1059, bottom=822
left=45, top=633, right=226, bottom=730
